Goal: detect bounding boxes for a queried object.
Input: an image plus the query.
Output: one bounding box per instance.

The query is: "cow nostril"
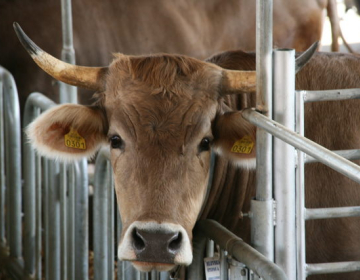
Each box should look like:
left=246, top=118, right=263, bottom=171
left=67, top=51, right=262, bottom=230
left=132, top=228, right=146, bottom=252
left=168, top=232, right=182, bottom=253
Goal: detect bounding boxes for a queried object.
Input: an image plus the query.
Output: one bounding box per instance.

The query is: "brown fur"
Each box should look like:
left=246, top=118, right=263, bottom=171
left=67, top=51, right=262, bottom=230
left=3, top=0, right=339, bottom=115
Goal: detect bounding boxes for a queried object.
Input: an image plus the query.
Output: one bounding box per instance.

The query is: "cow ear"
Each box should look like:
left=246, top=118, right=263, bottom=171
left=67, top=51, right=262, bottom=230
left=213, top=111, right=256, bottom=169
left=27, top=104, right=108, bottom=161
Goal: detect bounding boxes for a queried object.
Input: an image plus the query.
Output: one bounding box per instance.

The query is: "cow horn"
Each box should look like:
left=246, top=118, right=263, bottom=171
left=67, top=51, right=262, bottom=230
left=295, top=41, right=318, bottom=73
left=221, top=70, right=256, bottom=95
left=220, top=41, right=319, bottom=95
left=13, top=22, right=107, bottom=92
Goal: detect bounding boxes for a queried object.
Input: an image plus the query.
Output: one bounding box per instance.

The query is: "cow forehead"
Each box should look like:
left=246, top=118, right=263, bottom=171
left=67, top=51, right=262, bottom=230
left=102, top=54, right=221, bottom=141
left=104, top=53, right=223, bottom=99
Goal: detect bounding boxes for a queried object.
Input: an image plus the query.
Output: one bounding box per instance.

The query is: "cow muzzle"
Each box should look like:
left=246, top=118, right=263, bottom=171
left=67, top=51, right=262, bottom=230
left=118, top=221, right=193, bottom=272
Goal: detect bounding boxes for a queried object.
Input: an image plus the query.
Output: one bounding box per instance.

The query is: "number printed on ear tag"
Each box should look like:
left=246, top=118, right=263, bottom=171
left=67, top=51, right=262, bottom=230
left=64, top=128, right=87, bottom=150
left=231, top=135, right=254, bottom=154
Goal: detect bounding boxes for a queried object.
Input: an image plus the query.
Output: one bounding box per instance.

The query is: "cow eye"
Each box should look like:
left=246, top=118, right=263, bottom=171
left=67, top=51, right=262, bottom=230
left=199, top=137, right=211, bottom=152
left=110, top=135, right=124, bottom=149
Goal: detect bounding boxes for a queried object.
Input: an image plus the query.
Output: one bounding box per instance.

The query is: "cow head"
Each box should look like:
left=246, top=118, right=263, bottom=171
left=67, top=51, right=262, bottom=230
left=15, top=23, right=257, bottom=272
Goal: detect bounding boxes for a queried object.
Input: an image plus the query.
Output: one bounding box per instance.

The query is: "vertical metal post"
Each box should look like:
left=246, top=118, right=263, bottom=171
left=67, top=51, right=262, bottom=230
left=2, top=69, right=22, bottom=261
left=48, top=161, right=61, bottom=280
left=67, top=164, right=75, bottom=280
left=44, top=158, right=49, bottom=280
left=35, top=151, right=42, bottom=280
left=108, top=172, right=114, bottom=279
left=74, top=160, right=89, bottom=279
left=296, top=91, right=306, bottom=280
left=206, top=240, right=214, bottom=258
left=23, top=93, right=56, bottom=278
left=94, top=149, right=110, bottom=280
left=273, top=49, right=296, bottom=279
left=252, top=0, right=274, bottom=261
left=0, top=79, right=4, bottom=245
left=60, top=163, right=67, bottom=280
left=23, top=95, right=37, bottom=276
left=220, top=250, right=228, bottom=280
left=60, top=0, right=77, bottom=103
left=117, top=209, right=124, bottom=280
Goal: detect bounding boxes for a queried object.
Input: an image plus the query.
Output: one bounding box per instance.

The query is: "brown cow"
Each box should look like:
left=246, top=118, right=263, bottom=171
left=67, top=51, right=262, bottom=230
left=1, top=0, right=341, bottom=113
left=15, top=25, right=360, bottom=279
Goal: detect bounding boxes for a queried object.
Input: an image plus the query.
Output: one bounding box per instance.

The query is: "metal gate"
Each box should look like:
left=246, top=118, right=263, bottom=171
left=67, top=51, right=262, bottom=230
left=2, top=0, right=360, bottom=279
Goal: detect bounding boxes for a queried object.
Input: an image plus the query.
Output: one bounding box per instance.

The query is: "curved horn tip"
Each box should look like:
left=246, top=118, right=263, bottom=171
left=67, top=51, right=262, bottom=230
left=295, top=41, right=319, bottom=73
left=13, top=22, right=42, bottom=57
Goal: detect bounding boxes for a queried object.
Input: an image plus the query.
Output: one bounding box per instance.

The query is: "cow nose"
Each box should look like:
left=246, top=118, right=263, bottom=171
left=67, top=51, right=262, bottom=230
left=132, top=227, right=182, bottom=263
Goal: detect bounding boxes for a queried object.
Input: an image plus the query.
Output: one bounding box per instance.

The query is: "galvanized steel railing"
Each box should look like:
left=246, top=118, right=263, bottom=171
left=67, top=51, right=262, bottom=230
left=242, top=47, right=360, bottom=279
left=23, top=92, right=89, bottom=279
left=0, top=66, right=23, bottom=278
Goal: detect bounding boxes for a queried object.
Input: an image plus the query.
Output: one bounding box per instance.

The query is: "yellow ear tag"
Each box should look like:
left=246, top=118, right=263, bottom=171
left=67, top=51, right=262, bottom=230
left=64, top=128, right=87, bottom=150
left=231, top=135, right=254, bottom=154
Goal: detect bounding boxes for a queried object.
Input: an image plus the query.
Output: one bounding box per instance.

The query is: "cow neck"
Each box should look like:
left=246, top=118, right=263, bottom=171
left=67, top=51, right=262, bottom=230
left=197, top=151, right=216, bottom=220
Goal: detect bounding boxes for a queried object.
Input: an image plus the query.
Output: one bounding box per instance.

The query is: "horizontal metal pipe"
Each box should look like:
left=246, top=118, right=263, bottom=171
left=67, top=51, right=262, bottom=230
left=307, top=261, right=360, bottom=275
left=305, top=149, right=360, bottom=163
left=305, top=206, right=360, bottom=220
left=23, top=92, right=56, bottom=117
left=195, top=220, right=287, bottom=280
left=242, top=109, right=360, bottom=184
left=300, top=88, right=360, bottom=103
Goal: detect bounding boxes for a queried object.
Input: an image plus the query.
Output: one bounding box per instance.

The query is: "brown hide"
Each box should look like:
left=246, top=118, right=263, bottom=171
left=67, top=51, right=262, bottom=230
left=2, top=0, right=333, bottom=113
left=206, top=50, right=360, bottom=280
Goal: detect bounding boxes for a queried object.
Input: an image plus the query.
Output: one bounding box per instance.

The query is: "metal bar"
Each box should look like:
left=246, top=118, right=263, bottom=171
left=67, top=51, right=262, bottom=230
left=273, top=49, right=296, bottom=279
left=300, top=88, right=360, bottom=103
left=74, top=160, right=89, bottom=279
left=1, top=67, right=22, bottom=261
left=67, top=164, right=75, bottom=280
left=23, top=93, right=56, bottom=277
left=295, top=91, right=306, bottom=280
left=242, top=109, right=360, bottom=184
left=195, top=220, right=288, bottom=280
left=35, top=151, right=42, bottom=280
left=253, top=0, right=274, bottom=261
left=0, top=78, right=4, bottom=244
left=60, top=0, right=77, bottom=103
left=220, top=250, right=228, bottom=280
left=60, top=163, right=67, bottom=280
left=94, top=148, right=110, bottom=279
left=306, top=261, right=360, bottom=275
left=107, top=165, right=114, bottom=280
left=306, top=206, right=360, bottom=220
left=160, top=272, right=169, bottom=280
left=305, top=149, right=360, bottom=163
left=44, top=158, right=50, bottom=280
left=206, top=240, right=214, bottom=258
left=116, top=209, right=123, bottom=280
left=48, top=160, right=61, bottom=280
